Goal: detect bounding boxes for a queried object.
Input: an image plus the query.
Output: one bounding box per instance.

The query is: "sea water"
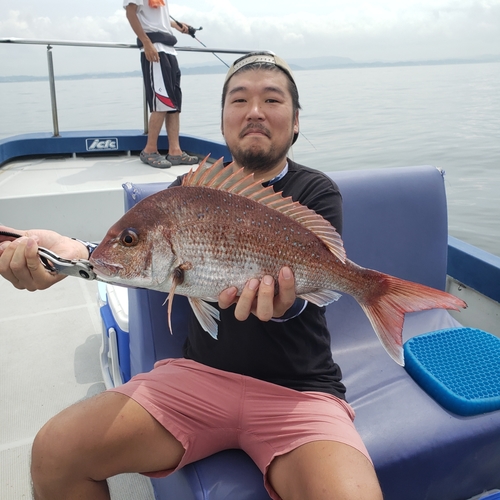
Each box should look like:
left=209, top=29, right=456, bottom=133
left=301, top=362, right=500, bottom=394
left=1, top=62, right=499, bottom=257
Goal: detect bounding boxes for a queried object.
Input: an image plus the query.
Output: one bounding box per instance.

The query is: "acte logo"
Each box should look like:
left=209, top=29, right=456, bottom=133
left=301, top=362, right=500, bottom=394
left=86, top=138, right=119, bottom=151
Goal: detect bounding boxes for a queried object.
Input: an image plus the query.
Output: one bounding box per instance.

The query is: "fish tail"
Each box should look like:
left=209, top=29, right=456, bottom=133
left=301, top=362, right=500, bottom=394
left=356, top=272, right=467, bottom=366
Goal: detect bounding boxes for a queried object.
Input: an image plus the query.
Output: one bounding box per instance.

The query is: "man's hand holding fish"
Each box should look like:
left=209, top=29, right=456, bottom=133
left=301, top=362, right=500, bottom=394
left=219, top=266, right=297, bottom=322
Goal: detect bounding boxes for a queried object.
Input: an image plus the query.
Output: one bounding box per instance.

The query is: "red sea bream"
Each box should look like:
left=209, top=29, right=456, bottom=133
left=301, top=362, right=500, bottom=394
left=90, top=158, right=466, bottom=365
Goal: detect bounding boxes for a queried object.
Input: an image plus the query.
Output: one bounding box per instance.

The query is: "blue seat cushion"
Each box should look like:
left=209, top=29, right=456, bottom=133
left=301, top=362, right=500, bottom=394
left=404, top=327, right=500, bottom=416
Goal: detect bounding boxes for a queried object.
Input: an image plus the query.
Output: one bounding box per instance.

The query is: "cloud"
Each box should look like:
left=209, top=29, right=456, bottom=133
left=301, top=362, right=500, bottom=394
left=1, top=1, right=499, bottom=77
left=0, top=9, right=130, bottom=41
left=0, top=8, right=138, bottom=76
left=173, top=0, right=500, bottom=60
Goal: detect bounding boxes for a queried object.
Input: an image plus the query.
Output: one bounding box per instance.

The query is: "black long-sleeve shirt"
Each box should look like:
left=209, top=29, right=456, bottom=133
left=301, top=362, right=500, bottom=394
left=172, top=159, right=346, bottom=399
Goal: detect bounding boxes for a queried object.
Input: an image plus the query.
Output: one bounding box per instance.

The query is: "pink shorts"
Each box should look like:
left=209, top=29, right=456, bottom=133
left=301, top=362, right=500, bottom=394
left=110, top=358, right=370, bottom=500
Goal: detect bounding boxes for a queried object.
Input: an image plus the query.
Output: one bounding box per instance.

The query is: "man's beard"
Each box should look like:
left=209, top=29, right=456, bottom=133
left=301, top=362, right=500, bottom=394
left=230, top=125, right=292, bottom=173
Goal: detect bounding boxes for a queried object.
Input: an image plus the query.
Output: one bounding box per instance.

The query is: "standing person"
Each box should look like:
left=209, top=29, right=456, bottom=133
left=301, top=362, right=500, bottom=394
left=125, top=0, right=198, bottom=168
left=0, top=53, right=383, bottom=500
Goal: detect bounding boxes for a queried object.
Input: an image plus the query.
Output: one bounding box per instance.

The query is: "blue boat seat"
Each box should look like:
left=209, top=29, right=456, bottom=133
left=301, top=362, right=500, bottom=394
left=123, top=165, right=500, bottom=500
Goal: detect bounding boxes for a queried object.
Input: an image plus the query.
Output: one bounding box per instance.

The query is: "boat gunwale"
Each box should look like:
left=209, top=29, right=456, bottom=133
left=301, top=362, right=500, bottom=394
left=448, top=235, right=500, bottom=303
left=0, top=131, right=231, bottom=167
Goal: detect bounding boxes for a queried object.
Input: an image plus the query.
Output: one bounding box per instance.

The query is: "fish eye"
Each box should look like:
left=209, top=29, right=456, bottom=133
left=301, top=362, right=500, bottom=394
left=120, top=228, right=139, bottom=247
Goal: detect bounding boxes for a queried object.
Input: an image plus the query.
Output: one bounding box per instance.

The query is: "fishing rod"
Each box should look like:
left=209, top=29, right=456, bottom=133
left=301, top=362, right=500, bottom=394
left=170, top=15, right=230, bottom=68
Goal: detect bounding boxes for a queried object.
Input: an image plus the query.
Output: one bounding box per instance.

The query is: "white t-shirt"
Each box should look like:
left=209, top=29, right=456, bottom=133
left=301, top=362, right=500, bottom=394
left=124, top=0, right=176, bottom=55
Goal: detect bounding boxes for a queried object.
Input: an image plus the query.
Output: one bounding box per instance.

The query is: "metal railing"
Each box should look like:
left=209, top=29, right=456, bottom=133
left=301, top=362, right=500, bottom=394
left=0, top=38, right=254, bottom=137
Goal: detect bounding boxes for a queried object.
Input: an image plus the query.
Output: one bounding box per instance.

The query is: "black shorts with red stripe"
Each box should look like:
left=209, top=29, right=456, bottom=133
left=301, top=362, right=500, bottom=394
left=141, top=51, right=182, bottom=113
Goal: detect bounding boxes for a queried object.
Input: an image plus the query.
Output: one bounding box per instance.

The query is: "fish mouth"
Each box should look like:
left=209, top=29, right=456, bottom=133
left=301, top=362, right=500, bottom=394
left=91, top=258, right=124, bottom=277
left=240, top=124, right=271, bottom=139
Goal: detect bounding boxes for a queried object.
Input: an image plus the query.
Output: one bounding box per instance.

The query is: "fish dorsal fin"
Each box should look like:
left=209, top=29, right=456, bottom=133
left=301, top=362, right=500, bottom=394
left=182, top=157, right=346, bottom=263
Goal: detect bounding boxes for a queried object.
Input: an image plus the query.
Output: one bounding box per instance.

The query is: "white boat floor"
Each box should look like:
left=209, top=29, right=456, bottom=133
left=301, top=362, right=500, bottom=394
left=0, top=276, right=155, bottom=499
left=0, top=153, right=193, bottom=197
left=0, top=153, right=194, bottom=242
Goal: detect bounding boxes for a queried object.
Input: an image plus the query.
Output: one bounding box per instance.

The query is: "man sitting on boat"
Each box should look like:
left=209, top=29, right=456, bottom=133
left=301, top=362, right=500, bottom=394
left=0, top=53, right=383, bottom=500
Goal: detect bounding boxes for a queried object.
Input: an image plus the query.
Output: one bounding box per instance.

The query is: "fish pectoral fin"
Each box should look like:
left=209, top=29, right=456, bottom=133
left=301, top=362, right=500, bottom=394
left=299, top=290, right=342, bottom=307
left=165, top=281, right=180, bottom=335
left=165, top=262, right=193, bottom=335
left=188, top=297, right=220, bottom=340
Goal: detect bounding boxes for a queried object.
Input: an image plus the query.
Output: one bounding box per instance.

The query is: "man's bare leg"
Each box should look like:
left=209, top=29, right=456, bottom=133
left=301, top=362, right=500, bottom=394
left=144, top=111, right=167, bottom=154
left=31, top=391, right=184, bottom=500
left=268, top=440, right=383, bottom=500
left=165, top=111, right=182, bottom=156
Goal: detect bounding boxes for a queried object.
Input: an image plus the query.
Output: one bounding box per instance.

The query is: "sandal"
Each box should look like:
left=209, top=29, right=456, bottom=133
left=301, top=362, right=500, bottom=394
left=166, top=151, right=198, bottom=165
left=140, top=150, right=172, bottom=169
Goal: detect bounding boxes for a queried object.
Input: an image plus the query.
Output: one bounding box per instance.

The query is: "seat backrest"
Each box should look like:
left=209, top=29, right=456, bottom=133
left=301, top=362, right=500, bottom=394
left=321, top=166, right=451, bottom=391
left=330, top=166, right=447, bottom=286
left=123, top=165, right=449, bottom=377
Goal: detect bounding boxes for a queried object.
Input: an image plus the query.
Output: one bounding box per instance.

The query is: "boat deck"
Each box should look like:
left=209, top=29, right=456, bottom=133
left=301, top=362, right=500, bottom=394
left=0, top=152, right=195, bottom=241
left=0, top=275, right=156, bottom=498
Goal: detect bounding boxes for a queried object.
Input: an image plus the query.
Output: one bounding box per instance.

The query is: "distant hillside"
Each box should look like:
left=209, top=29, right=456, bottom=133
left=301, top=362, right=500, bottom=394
left=0, top=70, right=143, bottom=83
left=1, top=54, right=500, bottom=83
left=289, top=55, right=356, bottom=69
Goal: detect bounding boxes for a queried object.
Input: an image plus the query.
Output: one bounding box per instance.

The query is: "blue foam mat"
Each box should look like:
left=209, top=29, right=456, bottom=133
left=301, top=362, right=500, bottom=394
left=404, top=327, right=500, bottom=416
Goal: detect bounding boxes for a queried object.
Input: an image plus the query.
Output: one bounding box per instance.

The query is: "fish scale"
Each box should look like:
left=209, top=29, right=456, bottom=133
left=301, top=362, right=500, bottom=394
left=90, top=157, right=467, bottom=365
left=169, top=187, right=327, bottom=293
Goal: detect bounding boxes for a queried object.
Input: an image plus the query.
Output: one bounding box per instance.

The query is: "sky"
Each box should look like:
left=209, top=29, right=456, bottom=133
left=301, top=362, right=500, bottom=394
left=1, top=0, right=500, bottom=76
